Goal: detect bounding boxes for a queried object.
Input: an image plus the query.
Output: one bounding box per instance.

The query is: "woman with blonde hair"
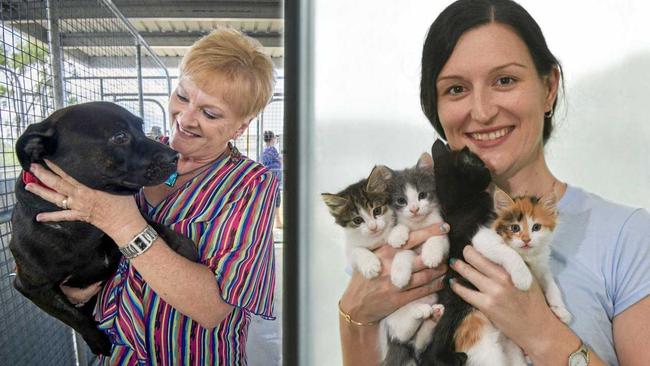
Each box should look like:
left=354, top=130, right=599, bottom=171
left=27, top=28, right=278, bottom=365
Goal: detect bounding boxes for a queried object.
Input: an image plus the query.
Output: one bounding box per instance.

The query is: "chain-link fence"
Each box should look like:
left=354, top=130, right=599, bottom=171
left=0, top=0, right=170, bottom=364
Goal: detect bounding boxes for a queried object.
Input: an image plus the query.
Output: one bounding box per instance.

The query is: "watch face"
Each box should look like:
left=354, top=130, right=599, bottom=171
left=569, top=354, right=588, bottom=366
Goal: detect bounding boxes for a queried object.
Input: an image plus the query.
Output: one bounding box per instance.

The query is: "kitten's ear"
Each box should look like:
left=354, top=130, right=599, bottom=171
left=366, top=165, right=392, bottom=192
left=416, top=152, right=434, bottom=169
left=321, top=193, right=349, bottom=215
left=431, top=139, right=449, bottom=159
left=540, top=192, right=558, bottom=215
left=493, top=187, right=514, bottom=214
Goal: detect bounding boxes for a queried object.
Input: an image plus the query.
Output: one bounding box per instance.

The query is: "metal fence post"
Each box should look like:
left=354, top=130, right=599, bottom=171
left=46, top=0, right=65, bottom=109
left=135, top=43, right=145, bottom=119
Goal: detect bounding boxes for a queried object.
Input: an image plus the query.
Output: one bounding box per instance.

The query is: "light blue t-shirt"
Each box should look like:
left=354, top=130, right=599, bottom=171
left=551, top=185, right=650, bottom=365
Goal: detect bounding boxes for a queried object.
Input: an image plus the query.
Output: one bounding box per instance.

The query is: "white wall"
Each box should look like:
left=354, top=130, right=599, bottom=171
left=306, top=1, right=650, bottom=364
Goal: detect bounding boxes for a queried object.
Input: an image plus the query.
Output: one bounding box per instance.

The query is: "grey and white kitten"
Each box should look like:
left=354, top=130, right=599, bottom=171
left=378, top=153, right=449, bottom=362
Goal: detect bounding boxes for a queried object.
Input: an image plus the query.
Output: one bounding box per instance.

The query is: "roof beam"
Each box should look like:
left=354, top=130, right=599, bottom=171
left=1, top=1, right=282, bottom=20
left=60, top=31, right=282, bottom=48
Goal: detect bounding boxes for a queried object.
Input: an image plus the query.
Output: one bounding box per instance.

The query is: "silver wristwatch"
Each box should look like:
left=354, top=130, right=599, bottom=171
left=568, top=341, right=590, bottom=366
left=119, top=225, right=158, bottom=259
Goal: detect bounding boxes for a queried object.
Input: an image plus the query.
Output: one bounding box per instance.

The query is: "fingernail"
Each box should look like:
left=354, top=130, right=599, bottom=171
left=448, top=278, right=455, bottom=286
left=35, top=214, right=42, bottom=222
left=29, top=163, right=36, bottom=172
left=449, top=258, right=457, bottom=266
left=24, top=184, right=32, bottom=191
left=440, top=223, right=450, bottom=233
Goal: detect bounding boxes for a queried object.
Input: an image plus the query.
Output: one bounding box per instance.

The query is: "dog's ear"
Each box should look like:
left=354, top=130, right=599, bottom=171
left=15, top=119, right=57, bottom=172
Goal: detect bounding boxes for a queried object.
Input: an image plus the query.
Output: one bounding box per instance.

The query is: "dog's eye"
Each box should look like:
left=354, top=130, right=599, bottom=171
left=110, top=131, right=131, bottom=145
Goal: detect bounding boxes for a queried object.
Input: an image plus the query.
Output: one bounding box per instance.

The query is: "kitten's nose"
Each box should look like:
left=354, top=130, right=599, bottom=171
left=523, top=238, right=531, bottom=244
left=368, top=222, right=377, bottom=231
left=409, top=206, right=419, bottom=214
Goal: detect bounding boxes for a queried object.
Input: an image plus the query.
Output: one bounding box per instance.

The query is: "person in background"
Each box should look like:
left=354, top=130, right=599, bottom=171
left=262, top=130, right=283, bottom=229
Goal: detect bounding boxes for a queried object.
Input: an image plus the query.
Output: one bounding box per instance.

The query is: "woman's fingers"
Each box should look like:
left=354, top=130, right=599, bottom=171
left=24, top=181, right=67, bottom=208
left=461, top=245, right=513, bottom=286
left=450, top=277, right=488, bottom=309
left=36, top=210, right=88, bottom=223
left=29, top=163, right=75, bottom=197
left=403, top=222, right=450, bottom=250
left=60, top=281, right=103, bottom=305
left=449, top=254, right=493, bottom=293
left=403, top=265, right=447, bottom=291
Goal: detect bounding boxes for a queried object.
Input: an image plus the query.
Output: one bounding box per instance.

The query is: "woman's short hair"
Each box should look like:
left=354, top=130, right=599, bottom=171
left=180, top=28, right=276, bottom=119
left=420, top=0, right=563, bottom=144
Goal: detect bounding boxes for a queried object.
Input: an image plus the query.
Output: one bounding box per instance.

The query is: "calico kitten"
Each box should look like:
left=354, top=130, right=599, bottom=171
left=321, top=166, right=394, bottom=279
left=421, top=140, right=534, bottom=366
left=493, top=189, right=572, bottom=324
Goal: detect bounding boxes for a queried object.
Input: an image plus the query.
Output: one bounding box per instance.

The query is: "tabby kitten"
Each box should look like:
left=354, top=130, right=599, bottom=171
left=321, top=166, right=394, bottom=279
left=493, top=189, right=572, bottom=324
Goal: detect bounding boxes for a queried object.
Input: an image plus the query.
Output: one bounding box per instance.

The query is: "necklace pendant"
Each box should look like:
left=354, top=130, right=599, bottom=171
left=164, top=172, right=178, bottom=187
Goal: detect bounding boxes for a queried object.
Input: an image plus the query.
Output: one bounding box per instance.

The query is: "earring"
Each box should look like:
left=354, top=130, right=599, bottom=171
left=544, top=109, right=554, bottom=118
left=228, top=141, right=242, bottom=163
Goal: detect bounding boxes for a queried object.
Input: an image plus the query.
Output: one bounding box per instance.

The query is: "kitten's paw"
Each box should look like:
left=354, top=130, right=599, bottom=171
left=390, top=265, right=412, bottom=289
left=551, top=306, right=573, bottom=324
left=357, top=255, right=381, bottom=279
left=413, top=303, right=435, bottom=320
left=421, top=241, right=446, bottom=268
left=431, top=304, right=445, bottom=322
left=387, top=225, right=410, bottom=248
left=510, top=266, right=533, bottom=291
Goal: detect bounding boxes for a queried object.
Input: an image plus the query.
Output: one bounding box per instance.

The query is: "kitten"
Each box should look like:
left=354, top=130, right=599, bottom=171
left=322, top=163, right=444, bottom=364
left=493, top=189, right=572, bottom=324
left=421, top=140, right=533, bottom=366
left=321, top=166, right=394, bottom=279
left=378, top=153, right=449, bottom=363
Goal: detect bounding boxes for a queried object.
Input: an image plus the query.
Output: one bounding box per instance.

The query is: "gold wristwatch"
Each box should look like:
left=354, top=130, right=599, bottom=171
left=568, top=340, right=590, bottom=366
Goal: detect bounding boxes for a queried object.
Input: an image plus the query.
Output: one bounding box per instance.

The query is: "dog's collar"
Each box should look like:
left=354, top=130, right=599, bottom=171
left=22, top=170, right=54, bottom=191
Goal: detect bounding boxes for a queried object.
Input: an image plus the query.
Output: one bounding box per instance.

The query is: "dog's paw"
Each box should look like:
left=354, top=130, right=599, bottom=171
left=551, top=306, right=573, bottom=324
left=510, top=266, right=533, bottom=291
left=391, top=265, right=412, bottom=289
left=357, top=255, right=381, bottom=279
left=387, top=225, right=410, bottom=248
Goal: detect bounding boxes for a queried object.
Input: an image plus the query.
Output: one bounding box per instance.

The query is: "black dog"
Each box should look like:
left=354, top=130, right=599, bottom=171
left=9, top=102, right=198, bottom=355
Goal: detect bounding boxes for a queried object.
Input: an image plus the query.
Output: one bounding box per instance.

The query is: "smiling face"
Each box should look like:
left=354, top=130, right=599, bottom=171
left=435, top=23, right=558, bottom=179
left=168, top=76, right=251, bottom=161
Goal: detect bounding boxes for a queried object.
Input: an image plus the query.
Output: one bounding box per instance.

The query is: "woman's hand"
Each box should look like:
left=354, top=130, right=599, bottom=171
left=25, top=160, right=146, bottom=243
left=449, top=245, right=572, bottom=360
left=339, top=223, right=450, bottom=324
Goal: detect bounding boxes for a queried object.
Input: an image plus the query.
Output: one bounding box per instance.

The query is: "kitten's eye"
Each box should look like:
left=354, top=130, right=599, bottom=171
left=352, top=217, right=364, bottom=225
left=396, top=197, right=407, bottom=206
left=532, top=223, right=542, bottom=232
left=418, top=192, right=428, bottom=200
left=372, top=207, right=382, bottom=216
left=510, top=224, right=521, bottom=233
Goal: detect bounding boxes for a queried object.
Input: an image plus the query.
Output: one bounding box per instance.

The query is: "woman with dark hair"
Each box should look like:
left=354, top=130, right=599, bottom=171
left=338, top=0, right=650, bottom=365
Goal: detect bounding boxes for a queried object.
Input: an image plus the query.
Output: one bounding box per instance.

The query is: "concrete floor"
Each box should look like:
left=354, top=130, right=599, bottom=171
left=246, top=229, right=283, bottom=366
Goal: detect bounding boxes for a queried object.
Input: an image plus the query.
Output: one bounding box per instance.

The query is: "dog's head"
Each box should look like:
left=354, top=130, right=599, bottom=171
left=16, top=101, right=178, bottom=195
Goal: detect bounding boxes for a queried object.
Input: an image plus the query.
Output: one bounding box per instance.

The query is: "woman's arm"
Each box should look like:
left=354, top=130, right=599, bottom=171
left=613, top=295, right=650, bottom=366
left=451, top=245, right=608, bottom=365
left=28, top=161, right=233, bottom=329
left=339, top=225, right=449, bottom=366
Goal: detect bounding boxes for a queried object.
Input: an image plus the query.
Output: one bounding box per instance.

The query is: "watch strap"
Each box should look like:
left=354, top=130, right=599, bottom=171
left=119, top=225, right=158, bottom=259
left=568, top=340, right=590, bottom=365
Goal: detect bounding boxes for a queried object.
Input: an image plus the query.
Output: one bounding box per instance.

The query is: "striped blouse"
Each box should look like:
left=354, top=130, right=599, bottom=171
left=94, top=154, right=278, bottom=365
